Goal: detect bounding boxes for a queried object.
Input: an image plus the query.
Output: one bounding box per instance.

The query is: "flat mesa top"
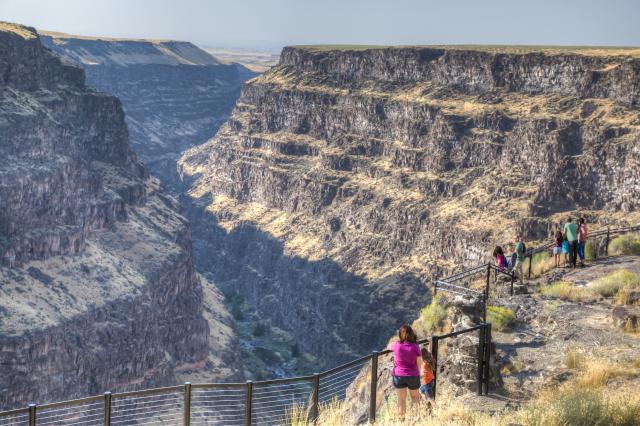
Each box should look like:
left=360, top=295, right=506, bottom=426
left=293, top=44, right=640, bottom=58
left=38, top=30, right=174, bottom=44
left=0, top=22, right=37, bottom=39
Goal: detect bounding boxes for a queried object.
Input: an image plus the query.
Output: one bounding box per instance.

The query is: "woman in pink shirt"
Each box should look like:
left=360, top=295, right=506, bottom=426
left=389, top=325, right=422, bottom=417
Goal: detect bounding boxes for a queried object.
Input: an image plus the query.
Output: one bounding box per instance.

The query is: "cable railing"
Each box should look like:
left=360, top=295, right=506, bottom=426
left=0, top=323, right=492, bottom=425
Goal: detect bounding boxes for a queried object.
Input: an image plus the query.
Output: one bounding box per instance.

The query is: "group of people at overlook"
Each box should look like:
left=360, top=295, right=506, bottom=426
left=389, top=218, right=589, bottom=418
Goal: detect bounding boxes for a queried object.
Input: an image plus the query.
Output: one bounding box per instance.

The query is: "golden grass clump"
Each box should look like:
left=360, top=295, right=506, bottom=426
left=486, top=306, right=516, bottom=331
left=589, top=269, right=640, bottom=298
left=566, top=349, right=585, bottom=369
left=525, top=251, right=555, bottom=277
left=574, top=360, right=637, bottom=389
left=540, top=281, right=595, bottom=302
left=419, top=294, right=448, bottom=333
left=294, top=383, right=640, bottom=426
left=608, top=233, right=640, bottom=256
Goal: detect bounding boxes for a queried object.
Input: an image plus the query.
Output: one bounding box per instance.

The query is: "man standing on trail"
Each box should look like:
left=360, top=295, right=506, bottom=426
left=514, top=234, right=525, bottom=284
left=564, top=218, right=579, bottom=268
left=578, top=217, right=588, bottom=267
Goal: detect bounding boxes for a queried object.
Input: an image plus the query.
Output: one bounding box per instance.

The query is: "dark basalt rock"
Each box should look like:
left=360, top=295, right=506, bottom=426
left=0, top=24, right=241, bottom=410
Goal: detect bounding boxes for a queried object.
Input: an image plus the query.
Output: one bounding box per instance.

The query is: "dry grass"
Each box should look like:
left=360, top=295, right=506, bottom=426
left=589, top=270, right=640, bottom=298
left=566, top=349, right=585, bottom=369
left=574, top=360, right=637, bottom=389
left=608, top=233, right=640, bottom=256
left=290, top=382, right=640, bottom=425
left=539, top=281, right=596, bottom=302
left=524, top=251, right=555, bottom=278
left=584, top=269, right=640, bottom=305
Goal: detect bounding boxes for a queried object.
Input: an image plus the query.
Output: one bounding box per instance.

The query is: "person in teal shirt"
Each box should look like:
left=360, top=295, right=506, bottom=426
left=564, top=218, right=579, bottom=268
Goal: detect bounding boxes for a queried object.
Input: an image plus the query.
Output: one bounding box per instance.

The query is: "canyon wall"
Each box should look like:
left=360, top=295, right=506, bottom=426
left=0, top=23, right=241, bottom=410
left=40, top=32, right=256, bottom=191
left=180, top=45, right=640, bottom=374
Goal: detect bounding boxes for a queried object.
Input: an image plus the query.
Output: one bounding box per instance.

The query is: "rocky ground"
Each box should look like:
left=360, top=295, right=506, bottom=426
left=474, top=255, right=640, bottom=409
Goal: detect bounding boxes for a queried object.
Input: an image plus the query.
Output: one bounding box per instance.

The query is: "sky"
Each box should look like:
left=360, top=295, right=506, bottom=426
left=1, top=0, right=639, bottom=51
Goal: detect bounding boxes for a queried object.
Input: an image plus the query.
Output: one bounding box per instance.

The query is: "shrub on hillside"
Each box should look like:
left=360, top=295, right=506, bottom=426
left=589, top=269, right=640, bottom=300
left=420, top=295, right=447, bottom=332
left=487, top=306, right=515, bottom=331
left=608, top=233, right=640, bottom=256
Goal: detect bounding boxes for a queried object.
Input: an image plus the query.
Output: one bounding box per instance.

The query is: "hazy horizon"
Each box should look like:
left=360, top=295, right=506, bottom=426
left=1, top=0, right=639, bottom=51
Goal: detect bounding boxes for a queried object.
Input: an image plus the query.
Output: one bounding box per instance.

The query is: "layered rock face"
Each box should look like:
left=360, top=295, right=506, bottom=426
left=180, top=46, right=640, bottom=372
left=40, top=32, right=256, bottom=191
left=0, top=23, right=240, bottom=410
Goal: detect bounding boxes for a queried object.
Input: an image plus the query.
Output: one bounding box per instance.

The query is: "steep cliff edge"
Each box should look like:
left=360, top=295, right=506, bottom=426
left=180, top=45, right=640, bottom=375
left=40, top=31, right=256, bottom=192
left=0, top=23, right=241, bottom=410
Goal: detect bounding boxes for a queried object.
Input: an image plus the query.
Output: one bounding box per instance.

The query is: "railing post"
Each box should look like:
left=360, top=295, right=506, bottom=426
left=485, top=264, right=491, bottom=296
left=103, top=392, right=112, bottom=426
left=476, top=326, right=485, bottom=396
left=245, top=380, right=253, bottom=426
left=510, top=272, right=514, bottom=296
left=369, top=352, right=379, bottom=423
left=484, top=323, right=492, bottom=395
left=527, top=253, right=532, bottom=279
left=433, top=281, right=437, bottom=296
left=431, top=336, right=439, bottom=400
left=482, top=289, right=487, bottom=325
left=311, top=373, right=320, bottom=423
left=183, top=382, right=191, bottom=426
left=28, top=403, right=36, bottom=426
left=605, top=227, right=610, bottom=256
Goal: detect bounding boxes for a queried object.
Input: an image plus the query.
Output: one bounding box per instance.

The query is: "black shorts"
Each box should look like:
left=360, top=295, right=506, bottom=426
left=392, top=375, right=420, bottom=390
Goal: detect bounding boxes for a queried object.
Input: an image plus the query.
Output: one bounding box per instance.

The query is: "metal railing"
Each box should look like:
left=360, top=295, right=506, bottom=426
left=433, top=224, right=640, bottom=317
left=11, top=224, right=633, bottom=424
left=435, top=263, right=515, bottom=323
left=0, top=324, right=492, bottom=425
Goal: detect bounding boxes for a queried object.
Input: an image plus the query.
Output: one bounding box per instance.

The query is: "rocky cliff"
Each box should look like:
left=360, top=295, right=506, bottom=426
left=40, top=31, right=256, bottom=192
left=0, top=23, right=241, bottom=410
left=179, top=45, right=640, bottom=374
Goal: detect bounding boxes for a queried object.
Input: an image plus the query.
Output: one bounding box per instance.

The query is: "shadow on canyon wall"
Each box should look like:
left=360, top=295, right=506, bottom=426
left=181, top=192, right=430, bottom=375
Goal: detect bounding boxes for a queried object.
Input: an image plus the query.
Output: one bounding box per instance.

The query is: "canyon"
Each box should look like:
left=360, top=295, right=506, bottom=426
left=0, top=23, right=241, bottom=410
left=40, top=31, right=256, bottom=192
left=179, top=45, right=640, bottom=376
left=3, top=18, right=640, bottom=413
